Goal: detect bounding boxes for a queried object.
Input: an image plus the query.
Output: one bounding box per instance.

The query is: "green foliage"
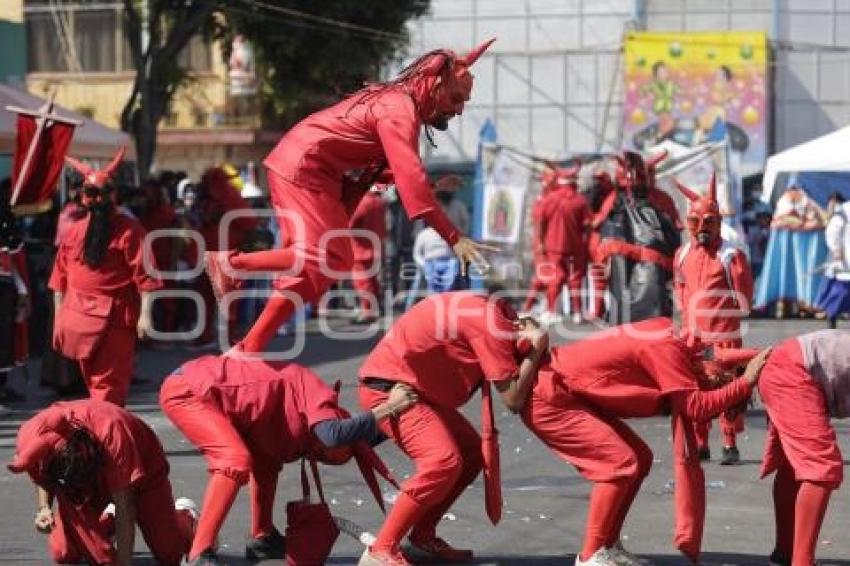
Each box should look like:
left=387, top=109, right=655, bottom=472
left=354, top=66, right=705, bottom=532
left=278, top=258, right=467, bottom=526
left=219, top=0, right=430, bottom=128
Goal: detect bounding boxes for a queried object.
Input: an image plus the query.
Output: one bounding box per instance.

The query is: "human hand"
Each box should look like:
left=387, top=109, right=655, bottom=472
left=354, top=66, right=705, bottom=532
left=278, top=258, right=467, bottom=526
left=34, top=506, right=54, bottom=533
left=743, top=347, right=772, bottom=386
left=386, top=383, right=418, bottom=416
left=452, top=237, right=500, bottom=276
left=136, top=315, right=153, bottom=340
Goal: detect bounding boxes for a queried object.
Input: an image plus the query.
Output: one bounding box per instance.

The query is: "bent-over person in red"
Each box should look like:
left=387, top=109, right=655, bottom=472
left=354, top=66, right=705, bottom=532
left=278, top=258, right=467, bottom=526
left=8, top=400, right=197, bottom=566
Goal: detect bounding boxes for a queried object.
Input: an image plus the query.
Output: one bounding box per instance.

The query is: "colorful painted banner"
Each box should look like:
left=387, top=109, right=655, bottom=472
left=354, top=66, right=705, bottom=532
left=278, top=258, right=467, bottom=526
left=481, top=149, right=530, bottom=244
left=623, top=31, right=768, bottom=176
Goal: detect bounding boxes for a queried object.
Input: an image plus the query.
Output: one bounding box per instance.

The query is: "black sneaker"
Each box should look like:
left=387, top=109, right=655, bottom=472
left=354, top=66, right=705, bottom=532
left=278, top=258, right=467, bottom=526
left=187, top=548, right=223, bottom=565
left=698, top=446, right=711, bottom=461
left=245, top=529, right=286, bottom=562
left=768, top=549, right=790, bottom=566
left=720, top=446, right=740, bottom=465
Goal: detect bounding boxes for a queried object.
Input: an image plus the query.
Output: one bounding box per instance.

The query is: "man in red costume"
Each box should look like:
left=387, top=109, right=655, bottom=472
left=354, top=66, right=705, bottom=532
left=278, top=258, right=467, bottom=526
left=160, top=355, right=412, bottom=565
left=8, top=399, right=197, bottom=566
left=757, top=329, right=850, bottom=566
left=349, top=188, right=387, bottom=323
left=50, top=148, right=162, bottom=406
left=520, top=172, right=551, bottom=314
left=673, top=174, right=753, bottom=465
left=536, top=162, right=590, bottom=325
left=523, top=318, right=767, bottom=565
left=204, top=40, right=498, bottom=355
left=357, top=291, right=548, bottom=566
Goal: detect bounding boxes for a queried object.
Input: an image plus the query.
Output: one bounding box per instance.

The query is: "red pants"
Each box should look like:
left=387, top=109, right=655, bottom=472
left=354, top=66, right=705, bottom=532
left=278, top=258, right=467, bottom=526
left=352, top=259, right=380, bottom=315
left=48, top=477, right=193, bottom=566
left=160, top=376, right=280, bottom=537
left=587, top=262, right=607, bottom=319
left=759, top=339, right=843, bottom=488
left=694, top=412, right=744, bottom=449
left=541, top=252, right=585, bottom=314
left=78, top=326, right=135, bottom=407
left=234, top=172, right=354, bottom=352
left=522, top=390, right=653, bottom=482
left=522, top=254, right=547, bottom=312
left=359, top=386, right=482, bottom=542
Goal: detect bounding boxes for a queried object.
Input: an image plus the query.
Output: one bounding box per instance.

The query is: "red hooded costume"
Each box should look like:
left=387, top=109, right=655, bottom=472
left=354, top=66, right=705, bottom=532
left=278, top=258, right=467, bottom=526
left=673, top=173, right=753, bottom=453
left=530, top=318, right=755, bottom=562
left=7, top=400, right=194, bottom=565
left=49, top=148, right=162, bottom=406
left=537, top=162, right=590, bottom=316
left=160, top=355, right=396, bottom=559
left=206, top=40, right=495, bottom=354
left=358, top=291, right=520, bottom=561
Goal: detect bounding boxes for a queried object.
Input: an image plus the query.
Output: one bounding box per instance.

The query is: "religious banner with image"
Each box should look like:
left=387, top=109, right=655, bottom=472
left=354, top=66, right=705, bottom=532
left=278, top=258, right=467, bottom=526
left=481, top=148, right=529, bottom=244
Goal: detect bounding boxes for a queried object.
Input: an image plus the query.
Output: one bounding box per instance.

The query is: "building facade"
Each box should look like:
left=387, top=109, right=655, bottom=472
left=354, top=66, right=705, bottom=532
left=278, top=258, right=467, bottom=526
left=407, top=0, right=850, bottom=165
left=20, top=0, right=274, bottom=179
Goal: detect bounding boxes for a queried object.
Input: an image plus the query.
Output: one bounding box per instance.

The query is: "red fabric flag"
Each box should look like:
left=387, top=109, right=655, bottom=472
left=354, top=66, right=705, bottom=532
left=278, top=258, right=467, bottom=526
left=11, top=115, right=75, bottom=208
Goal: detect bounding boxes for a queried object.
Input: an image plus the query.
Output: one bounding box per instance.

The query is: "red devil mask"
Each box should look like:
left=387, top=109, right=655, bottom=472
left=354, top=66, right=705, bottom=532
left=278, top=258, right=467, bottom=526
left=541, top=160, right=581, bottom=194
left=675, top=173, right=721, bottom=247
left=401, top=39, right=495, bottom=127
left=65, top=146, right=126, bottom=206
left=614, top=151, right=650, bottom=196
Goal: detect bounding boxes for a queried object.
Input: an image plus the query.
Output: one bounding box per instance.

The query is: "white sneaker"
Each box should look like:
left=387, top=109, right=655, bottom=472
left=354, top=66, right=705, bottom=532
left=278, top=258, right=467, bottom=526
left=174, top=497, right=198, bottom=520
left=102, top=503, right=116, bottom=517
left=539, top=311, right=563, bottom=328
left=608, top=541, right=650, bottom=565
left=571, top=312, right=584, bottom=325
left=575, top=547, right=618, bottom=566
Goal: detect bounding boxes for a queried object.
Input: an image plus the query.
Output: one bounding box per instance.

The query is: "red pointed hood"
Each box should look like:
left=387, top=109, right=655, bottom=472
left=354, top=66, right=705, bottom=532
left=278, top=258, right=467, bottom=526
left=674, top=173, right=721, bottom=245
left=65, top=146, right=126, bottom=189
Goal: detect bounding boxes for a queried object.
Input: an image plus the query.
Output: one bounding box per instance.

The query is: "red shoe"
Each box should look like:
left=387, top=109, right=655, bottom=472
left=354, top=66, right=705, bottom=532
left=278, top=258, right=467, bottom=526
left=204, top=251, right=242, bottom=300
left=410, top=536, right=473, bottom=563
left=358, top=547, right=412, bottom=566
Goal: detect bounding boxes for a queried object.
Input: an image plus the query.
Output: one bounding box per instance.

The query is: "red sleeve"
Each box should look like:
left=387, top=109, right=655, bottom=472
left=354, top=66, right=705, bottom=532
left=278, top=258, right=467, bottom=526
left=668, top=378, right=752, bottom=422
left=122, top=222, right=163, bottom=293
left=729, top=251, right=754, bottom=311
left=48, top=241, right=68, bottom=293
left=467, top=305, right=520, bottom=383
left=592, top=192, right=616, bottom=229
left=298, top=368, right=343, bottom=428
left=374, top=98, right=460, bottom=245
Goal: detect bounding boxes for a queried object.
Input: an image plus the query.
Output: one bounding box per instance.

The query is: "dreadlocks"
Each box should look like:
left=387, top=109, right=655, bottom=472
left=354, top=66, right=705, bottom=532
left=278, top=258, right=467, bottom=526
left=44, top=422, right=103, bottom=505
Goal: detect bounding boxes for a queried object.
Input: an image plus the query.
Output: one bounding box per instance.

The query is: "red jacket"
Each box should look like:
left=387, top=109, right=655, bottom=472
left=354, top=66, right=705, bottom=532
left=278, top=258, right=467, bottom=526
left=539, top=187, right=590, bottom=256
left=674, top=239, right=753, bottom=349
left=264, top=86, right=460, bottom=245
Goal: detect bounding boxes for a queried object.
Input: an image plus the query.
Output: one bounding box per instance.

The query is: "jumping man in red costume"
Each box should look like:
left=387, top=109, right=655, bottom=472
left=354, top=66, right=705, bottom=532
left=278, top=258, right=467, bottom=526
left=673, top=174, right=753, bottom=465
left=50, top=148, right=162, bottom=406
left=204, top=41, right=498, bottom=355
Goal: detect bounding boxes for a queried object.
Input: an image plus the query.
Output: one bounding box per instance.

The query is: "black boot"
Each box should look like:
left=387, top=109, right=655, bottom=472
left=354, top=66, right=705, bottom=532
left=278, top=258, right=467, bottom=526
left=698, top=446, right=711, bottom=461
left=720, top=446, right=740, bottom=465
left=187, top=548, right=223, bottom=566
left=245, top=528, right=286, bottom=562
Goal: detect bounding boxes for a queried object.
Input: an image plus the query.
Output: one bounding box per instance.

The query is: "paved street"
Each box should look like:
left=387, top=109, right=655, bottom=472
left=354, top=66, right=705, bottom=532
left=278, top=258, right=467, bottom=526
left=0, top=318, right=848, bottom=565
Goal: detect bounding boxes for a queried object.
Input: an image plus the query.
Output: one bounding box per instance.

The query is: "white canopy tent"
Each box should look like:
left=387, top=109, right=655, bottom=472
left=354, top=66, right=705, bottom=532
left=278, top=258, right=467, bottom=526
left=762, top=126, right=850, bottom=204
